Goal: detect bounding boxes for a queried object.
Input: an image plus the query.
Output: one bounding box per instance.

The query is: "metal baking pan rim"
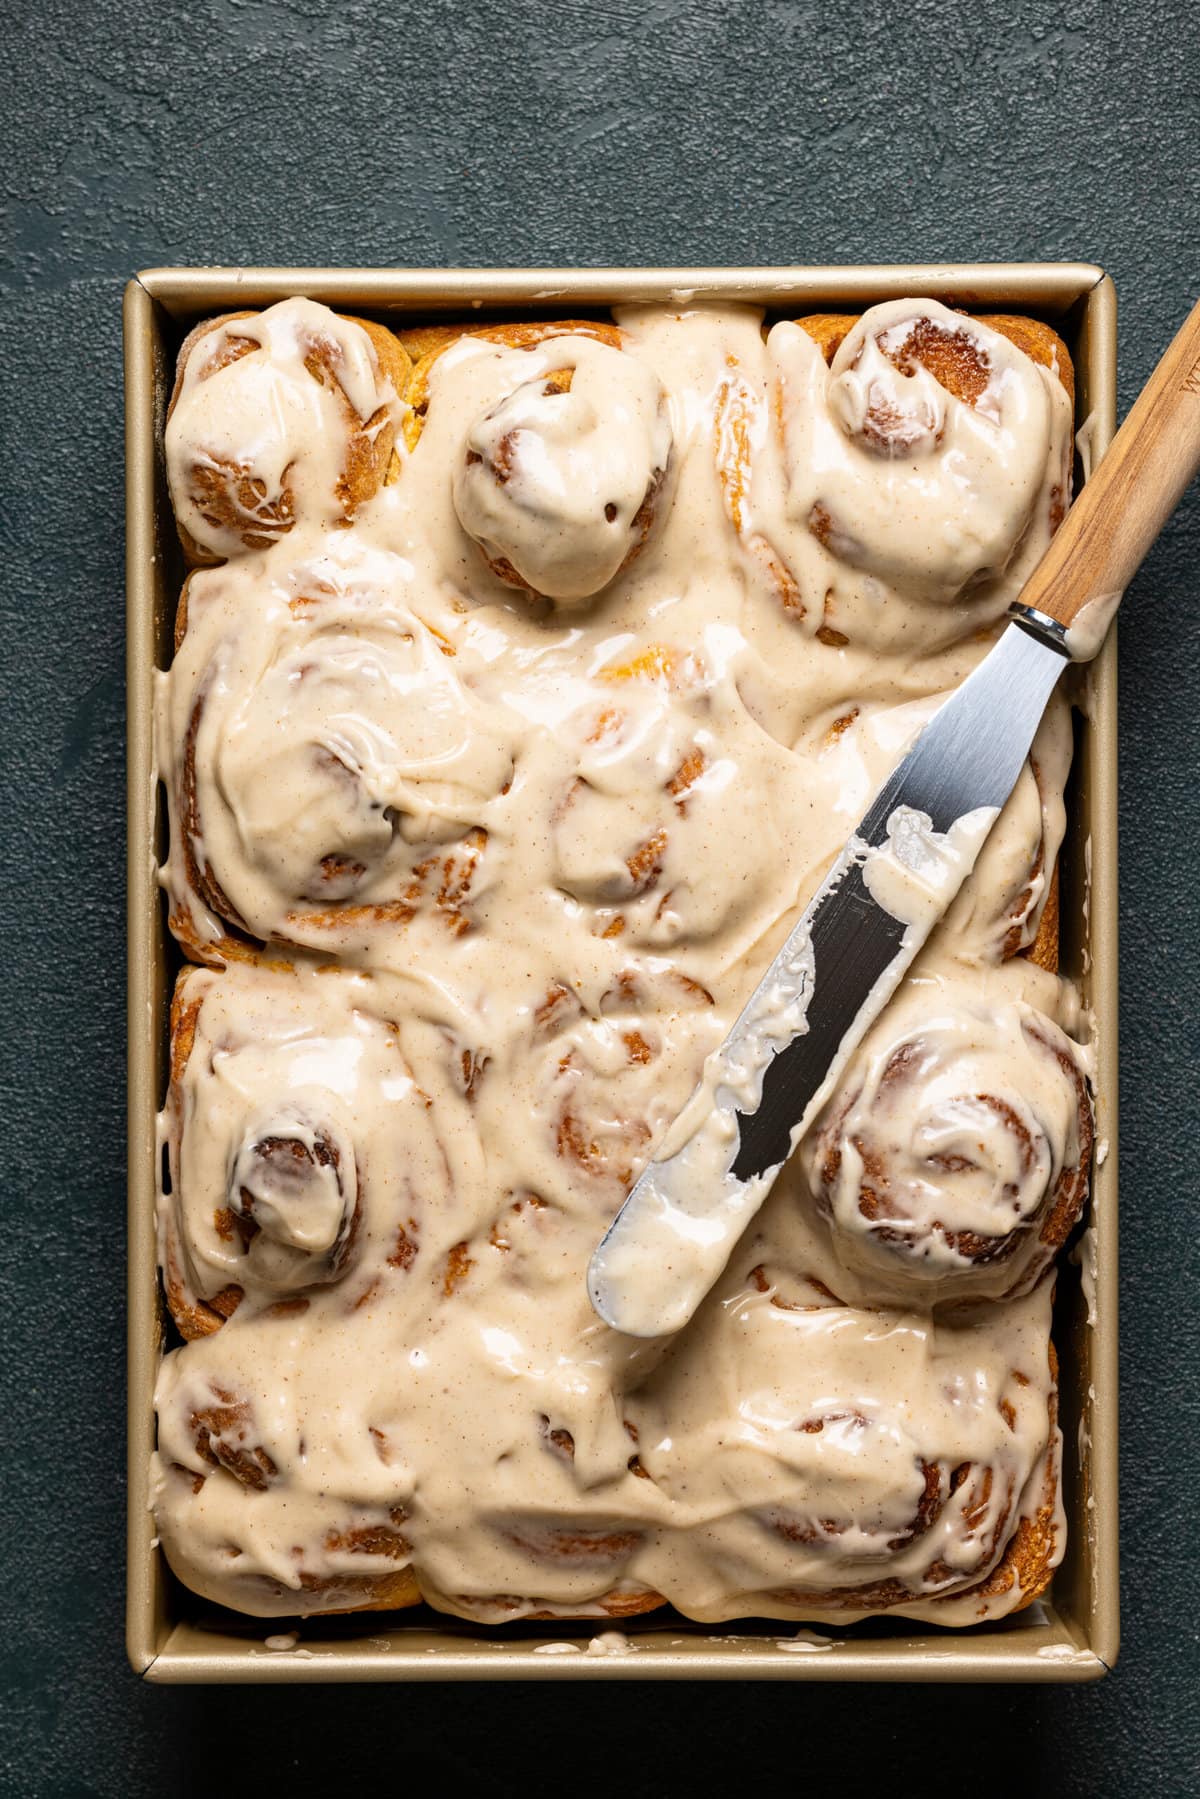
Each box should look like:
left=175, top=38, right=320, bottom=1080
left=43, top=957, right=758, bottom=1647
left=125, top=263, right=1118, bottom=1682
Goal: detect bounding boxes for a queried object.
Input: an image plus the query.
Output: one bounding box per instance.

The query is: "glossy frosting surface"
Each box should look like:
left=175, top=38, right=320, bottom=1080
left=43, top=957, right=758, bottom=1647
left=155, top=297, right=1086, bottom=1624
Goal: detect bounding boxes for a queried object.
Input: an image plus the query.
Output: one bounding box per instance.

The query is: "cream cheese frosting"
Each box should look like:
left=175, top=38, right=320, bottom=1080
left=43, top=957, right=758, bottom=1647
left=451, top=335, right=673, bottom=603
left=154, top=297, right=1087, bottom=1626
left=800, top=968, right=1093, bottom=1303
left=165, top=298, right=402, bottom=562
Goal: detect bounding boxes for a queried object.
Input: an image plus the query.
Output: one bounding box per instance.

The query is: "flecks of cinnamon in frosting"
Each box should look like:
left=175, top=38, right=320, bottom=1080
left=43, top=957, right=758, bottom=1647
left=154, top=299, right=1082, bottom=1625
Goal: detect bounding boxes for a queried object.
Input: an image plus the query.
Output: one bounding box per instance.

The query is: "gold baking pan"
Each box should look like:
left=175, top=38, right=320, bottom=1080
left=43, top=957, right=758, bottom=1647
left=125, top=263, right=1118, bottom=1682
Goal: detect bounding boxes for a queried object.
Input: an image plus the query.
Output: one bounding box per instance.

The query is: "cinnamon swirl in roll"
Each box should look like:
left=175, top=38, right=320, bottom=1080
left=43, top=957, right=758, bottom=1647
left=524, top=963, right=723, bottom=1205
left=166, top=298, right=409, bottom=565
left=402, top=320, right=673, bottom=606
left=627, top=1273, right=1063, bottom=1623
left=159, top=961, right=456, bottom=1338
left=548, top=641, right=810, bottom=952
left=758, top=300, right=1074, bottom=648
left=158, top=532, right=515, bottom=962
left=801, top=973, right=1092, bottom=1303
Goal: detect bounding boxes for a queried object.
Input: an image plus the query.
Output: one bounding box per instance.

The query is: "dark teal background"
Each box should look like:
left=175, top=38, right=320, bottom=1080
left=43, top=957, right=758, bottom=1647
left=2, top=1, right=1198, bottom=1792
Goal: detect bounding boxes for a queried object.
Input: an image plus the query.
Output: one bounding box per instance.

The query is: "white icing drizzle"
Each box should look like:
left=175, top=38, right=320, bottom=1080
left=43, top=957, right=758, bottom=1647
left=153, top=297, right=1084, bottom=1627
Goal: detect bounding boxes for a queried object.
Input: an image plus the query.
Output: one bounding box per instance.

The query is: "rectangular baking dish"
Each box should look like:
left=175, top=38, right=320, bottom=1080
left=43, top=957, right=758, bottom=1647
left=125, top=263, right=1118, bottom=1682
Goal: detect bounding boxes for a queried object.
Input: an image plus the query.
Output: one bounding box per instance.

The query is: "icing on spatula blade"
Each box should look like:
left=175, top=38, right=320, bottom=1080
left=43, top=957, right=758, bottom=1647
left=587, top=621, right=1069, bottom=1338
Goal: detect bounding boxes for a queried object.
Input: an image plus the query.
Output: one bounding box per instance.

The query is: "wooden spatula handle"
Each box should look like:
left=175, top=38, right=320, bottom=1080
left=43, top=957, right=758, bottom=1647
left=1013, top=294, right=1200, bottom=659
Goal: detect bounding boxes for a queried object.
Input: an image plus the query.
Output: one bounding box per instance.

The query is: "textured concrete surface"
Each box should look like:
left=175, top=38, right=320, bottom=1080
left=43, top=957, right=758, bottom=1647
left=2, top=0, right=1198, bottom=1791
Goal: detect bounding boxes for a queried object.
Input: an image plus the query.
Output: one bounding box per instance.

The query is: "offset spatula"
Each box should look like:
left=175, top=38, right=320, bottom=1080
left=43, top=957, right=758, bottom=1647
left=589, top=294, right=1200, bottom=1339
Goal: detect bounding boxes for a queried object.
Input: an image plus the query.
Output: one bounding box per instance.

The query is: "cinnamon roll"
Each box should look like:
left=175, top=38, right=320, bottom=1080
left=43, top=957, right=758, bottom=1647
left=165, top=298, right=409, bottom=565
left=801, top=976, right=1092, bottom=1303
left=630, top=1273, right=1063, bottom=1623
left=156, top=1331, right=655, bottom=1622
left=759, top=301, right=1074, bottom=647
left=802, top=685, right=1072, bottom=967
left=159, top=961, right=453, bottom=1338
left=547, top=639, right=812, bottom=953
left=798, top=683, right=1072, bottom=978
left=523, top=963, right=723, bottom=1205
left=401, top=320, right=673, bottom=606
left=158, top=532, right=515, bottom=961
left=153, top=1351, right=422, bottom=1616
left=944, top=690, right=1071, bottom=968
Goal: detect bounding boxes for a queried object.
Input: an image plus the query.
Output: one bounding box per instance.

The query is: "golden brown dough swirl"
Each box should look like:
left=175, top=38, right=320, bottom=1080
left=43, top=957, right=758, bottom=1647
left=544, top=640, right=812, bottom=956
left=801, top=983, right=1092, bottom=1303
left=527, top=964, right=721, bottom=1205
left=762, top=299, right=1074, bottom=648
left=165, top=299, right=409, bottom=565
left=159, top=533, right=515, bottom=963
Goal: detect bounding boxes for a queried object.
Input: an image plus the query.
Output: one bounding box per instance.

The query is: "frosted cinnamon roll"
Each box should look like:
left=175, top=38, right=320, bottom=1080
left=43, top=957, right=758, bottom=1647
left=155, top=1360, right=659, bottom=1623
left=403, top=320, right=673, bottom=605
left=158, top=533, right=516, bottom=961
left=523, top=964, right=722, bottom=1205
left=801, top=978, right=1092, bottom=1303
left=159, top=962, right=450, bottom=1338
left=166, top=298, right=409, bottom=564
left=766, top=300, right=1073, bottom=646
left=631, top=1275, right=1062, bottom=1623
left=548, top=641, right=806, bottom=951
left=153, top=1351, right=421, bottom=1617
